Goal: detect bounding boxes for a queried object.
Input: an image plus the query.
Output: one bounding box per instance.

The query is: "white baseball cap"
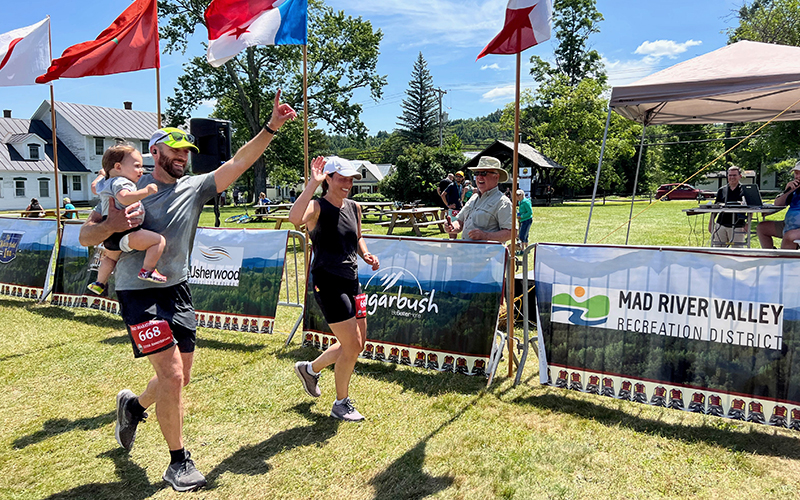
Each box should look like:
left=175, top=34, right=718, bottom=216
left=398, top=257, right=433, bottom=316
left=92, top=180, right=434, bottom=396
left=323, top=156, right=362, bottom=180
left=793, top=160, right=800, bottom=172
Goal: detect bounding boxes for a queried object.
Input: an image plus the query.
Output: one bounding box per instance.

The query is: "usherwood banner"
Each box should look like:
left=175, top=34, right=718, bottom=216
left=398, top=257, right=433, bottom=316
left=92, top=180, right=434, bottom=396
left=0, top=217, right=58, bottom=301
left=303, top=236, right=507, bottom=375
left=52, top=225, right=288, bottom=333
left=535, top=243, right=800, bottom=430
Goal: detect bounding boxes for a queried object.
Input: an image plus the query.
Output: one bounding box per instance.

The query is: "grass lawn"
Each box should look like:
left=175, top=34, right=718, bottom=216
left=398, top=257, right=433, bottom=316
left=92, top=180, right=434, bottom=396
left=1, top=199, right=799, bottom=499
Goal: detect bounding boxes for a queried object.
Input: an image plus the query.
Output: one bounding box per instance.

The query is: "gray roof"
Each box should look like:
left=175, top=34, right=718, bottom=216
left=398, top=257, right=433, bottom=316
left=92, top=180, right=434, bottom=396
left=0, top=118, right=89, bottom=173
left=497, top=141, right=565, bottom=170
left=41, top=101, right=159, bottom=140
left=462, top=140, right=565, bottom=171
left=7, top=133, right=40, bottom=144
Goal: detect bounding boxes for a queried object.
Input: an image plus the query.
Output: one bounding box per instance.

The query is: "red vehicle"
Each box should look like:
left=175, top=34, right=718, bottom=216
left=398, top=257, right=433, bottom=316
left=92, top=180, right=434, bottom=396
left=656, top=183, right=714, bottom=201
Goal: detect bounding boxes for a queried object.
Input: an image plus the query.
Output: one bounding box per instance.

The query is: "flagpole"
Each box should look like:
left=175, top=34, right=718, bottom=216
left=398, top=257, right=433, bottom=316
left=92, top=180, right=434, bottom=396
left=46, top=17, right=62, bottom=230
left=507, top=51, right=521, bottom=379
left=156, top=67, right=162, bottom=129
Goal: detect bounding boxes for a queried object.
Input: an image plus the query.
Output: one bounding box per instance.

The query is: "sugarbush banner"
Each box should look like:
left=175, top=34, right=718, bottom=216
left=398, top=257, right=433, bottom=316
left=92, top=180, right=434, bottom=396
left=190, top=228, right=288, bottom=333
left=52, top=225, right=288, bottom=333
left=535, top=243, right=800, bottom=430
left=303, top=236, right=507, bottom=375
left=0, top=217, right=58, bottom=300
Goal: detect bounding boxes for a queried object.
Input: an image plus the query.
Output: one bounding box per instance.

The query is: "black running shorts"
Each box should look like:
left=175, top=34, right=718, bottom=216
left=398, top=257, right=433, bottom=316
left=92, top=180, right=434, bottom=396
left=311, top=269, right=363, bottom=325
left=117, top=281, right=197, bottom=358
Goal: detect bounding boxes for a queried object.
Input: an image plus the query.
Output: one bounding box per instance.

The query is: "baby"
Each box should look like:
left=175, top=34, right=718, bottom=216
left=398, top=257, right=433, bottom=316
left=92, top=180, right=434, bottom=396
left=87, top=144, right=167, bottom=295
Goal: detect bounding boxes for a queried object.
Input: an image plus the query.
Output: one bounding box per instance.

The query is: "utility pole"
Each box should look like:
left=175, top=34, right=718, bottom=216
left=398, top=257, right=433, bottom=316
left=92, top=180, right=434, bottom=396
left=433, top=87, right=447, bottom=147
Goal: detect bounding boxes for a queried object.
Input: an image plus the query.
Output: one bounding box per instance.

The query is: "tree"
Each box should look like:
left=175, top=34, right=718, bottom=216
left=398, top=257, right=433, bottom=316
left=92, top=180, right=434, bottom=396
left=396, top=52, right=439, bottom=146
left=530, top=0, right=606, bottom=86
left=158, top=0, right=386, bottom=195
left=727, top=0, right=800, bottom=45
left=379, top=139, right=465, bottom=204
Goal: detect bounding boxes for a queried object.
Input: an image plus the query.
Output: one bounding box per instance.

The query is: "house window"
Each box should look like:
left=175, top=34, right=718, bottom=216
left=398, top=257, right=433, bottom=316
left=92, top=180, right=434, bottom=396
left=14, top=178, right=25, bottom=197
left=39, top=178, right=49, bottom=198
left=141, top=140, right=148, bottom=154
left=72, top=175, right=82, bottom=192
left=94, top=137, right=104, bottom=155
left=29, top=144, right=40, bottom=160
left=62, top=175, right=69, bottom=194
left=0, top=177, right=3, bottom=198
left=362, top=168, right=368, bottom=180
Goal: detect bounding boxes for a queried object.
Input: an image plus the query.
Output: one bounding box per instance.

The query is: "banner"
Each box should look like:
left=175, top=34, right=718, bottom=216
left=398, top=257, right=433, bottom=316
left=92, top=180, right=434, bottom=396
left=52, top=222, right=120, bottom=312
left=303, top=236, right=507, bottom=375
left=190, top=228, right=288, bottom=333
left=0, top=217, right=58, bottom=300
left=535, top=243, right=800, bottom=430
left=52, top=226, right=289, bottom=332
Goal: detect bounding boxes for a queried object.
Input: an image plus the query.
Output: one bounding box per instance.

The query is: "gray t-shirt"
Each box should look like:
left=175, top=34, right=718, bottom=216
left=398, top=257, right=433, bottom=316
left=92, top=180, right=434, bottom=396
left=96, top=176, right=140, bottom=215
left=113, top=172, right=217, bottom=290
left=455, top=186, right=513, bottom=241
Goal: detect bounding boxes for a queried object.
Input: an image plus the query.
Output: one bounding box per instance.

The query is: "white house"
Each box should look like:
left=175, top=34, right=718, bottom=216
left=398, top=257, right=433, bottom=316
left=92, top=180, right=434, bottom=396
left=349, top=159, right=385, bottom=195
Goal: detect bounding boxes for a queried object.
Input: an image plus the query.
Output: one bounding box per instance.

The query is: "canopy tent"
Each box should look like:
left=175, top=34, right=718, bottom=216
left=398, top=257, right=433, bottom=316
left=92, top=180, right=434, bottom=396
left=586, top=41, right=800, bottom=243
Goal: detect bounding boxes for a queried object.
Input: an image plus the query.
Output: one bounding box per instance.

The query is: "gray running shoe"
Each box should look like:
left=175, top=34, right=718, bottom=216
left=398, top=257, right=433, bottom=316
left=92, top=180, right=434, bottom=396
left=115, top=389, right=147, bottom=451
left=163, top=452, right=207, bottom=492
left=330, top=397, right=365, bottom=422
left=294, top=361, right=321, bottom=398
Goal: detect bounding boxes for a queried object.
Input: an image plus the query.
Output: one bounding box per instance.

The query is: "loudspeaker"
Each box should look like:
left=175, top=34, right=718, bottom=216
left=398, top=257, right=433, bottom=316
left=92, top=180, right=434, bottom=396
left=190, top=118, right=232, bottom=174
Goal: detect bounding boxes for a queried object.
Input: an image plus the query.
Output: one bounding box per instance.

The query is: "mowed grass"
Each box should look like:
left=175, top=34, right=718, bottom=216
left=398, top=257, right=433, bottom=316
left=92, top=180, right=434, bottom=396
left=1, top=199, right=799, bottom=499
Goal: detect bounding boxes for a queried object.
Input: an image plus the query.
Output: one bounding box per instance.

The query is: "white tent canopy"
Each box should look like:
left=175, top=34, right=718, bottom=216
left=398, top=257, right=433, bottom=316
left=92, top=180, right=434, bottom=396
left=609, top=41, right=800, bottom=125
left=587, top=41, right=800, bottom=243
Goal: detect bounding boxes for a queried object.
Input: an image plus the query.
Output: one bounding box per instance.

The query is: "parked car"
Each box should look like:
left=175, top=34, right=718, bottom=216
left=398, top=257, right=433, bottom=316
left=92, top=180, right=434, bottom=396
left=656, top=183, right=715, bottom=201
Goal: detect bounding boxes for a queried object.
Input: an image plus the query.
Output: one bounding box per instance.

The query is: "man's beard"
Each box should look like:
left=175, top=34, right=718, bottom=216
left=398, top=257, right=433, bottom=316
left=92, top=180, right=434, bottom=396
left=158, top=155, right=185, bottom=179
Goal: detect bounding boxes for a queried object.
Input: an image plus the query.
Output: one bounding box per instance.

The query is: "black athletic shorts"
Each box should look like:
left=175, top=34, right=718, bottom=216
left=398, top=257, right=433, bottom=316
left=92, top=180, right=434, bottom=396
left=311, top=269, right=363, bottom=325
left=117, top=281, right=197, bottom=358
left=100, top=215, right=141, bottom=252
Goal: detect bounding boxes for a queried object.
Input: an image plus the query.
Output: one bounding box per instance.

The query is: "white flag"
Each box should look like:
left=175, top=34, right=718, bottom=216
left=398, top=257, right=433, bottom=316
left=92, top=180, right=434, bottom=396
left=0, top=18, right=50, bottom=87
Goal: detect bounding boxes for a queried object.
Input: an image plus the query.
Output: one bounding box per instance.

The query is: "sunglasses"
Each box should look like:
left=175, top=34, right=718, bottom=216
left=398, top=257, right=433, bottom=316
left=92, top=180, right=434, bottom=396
left=474, top=171, right=497, bottom=177
left=153, top=131, right=195, bottom=146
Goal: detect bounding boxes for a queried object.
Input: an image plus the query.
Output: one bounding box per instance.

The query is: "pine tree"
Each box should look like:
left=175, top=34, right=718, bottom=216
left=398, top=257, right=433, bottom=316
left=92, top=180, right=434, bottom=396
left=397, top=52, right=439, bottom=146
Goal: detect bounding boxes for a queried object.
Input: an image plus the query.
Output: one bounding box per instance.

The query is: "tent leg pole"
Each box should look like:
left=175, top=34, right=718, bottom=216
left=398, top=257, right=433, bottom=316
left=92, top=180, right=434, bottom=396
left=584, top=107, right=613, bottom=243
left=625, top=125, right=647, bottom=245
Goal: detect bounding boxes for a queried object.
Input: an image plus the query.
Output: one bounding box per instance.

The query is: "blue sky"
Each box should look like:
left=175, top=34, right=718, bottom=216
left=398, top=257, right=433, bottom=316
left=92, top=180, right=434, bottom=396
left=2, top=0, right=739, bottom=135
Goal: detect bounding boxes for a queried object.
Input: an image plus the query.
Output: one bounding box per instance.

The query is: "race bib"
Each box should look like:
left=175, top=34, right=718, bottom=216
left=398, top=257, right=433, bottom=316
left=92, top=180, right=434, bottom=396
left=355, top=293, right=367, bottom=319
left=130, top=320, right=175, bottom=355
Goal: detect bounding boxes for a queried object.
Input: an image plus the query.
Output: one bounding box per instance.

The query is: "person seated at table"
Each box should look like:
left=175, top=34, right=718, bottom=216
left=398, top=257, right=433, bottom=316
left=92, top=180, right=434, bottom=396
left=256, top=192, right=268, bottom=216
left=708, top=166, right=747, bottom=248
left=24, top=198, right=45, bottom=218
left=757, top=161, right=800, bottom=249
left=63, top=197, right=78, bottom=219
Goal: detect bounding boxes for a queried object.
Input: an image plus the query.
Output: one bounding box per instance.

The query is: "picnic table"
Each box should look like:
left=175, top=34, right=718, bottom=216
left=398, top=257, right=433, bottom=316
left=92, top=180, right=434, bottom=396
left=383, top=207, right=446, bottom=237
left=357, top=201, right=394, bottom=222
left=253, top=203, right=293, bottom=222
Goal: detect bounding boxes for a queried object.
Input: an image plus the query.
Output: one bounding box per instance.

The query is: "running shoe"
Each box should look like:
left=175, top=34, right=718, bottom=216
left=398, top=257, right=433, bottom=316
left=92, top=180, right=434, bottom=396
left=294, top=361, right=321, bottom=398
left=138, top=268, right=168, bottom=283
left=330, top=397, right=365, bottom=422
left=163, top=451, right=207, bottom=492
left=115, top=389, right=147, bottom=451
left=87, top=281, right=106, bottom=295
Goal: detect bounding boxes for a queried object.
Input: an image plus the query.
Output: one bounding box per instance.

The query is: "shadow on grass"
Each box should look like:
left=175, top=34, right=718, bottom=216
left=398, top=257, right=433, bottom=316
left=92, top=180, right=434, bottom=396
left=28, top=303, right=123, bottom=329
left=42, top=448, right=160, bottom=500
left=368, top=392, right=490, bottom=499
left=274, top=345, right=486, bottom=397
left=14, top=411, right=116, bottom=449
left=512, top=391, right=800, bottom=459
left=204, top=402, right=339, bottom=489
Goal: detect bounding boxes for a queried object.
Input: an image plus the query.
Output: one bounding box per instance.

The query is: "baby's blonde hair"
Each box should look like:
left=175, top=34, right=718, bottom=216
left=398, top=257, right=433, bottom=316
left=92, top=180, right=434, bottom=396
left=101, top=144, right=136, bottom=178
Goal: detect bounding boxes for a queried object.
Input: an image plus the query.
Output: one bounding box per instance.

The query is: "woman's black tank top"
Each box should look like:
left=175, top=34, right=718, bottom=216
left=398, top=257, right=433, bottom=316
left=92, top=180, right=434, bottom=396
left=310, top=197, right=359, bottom=280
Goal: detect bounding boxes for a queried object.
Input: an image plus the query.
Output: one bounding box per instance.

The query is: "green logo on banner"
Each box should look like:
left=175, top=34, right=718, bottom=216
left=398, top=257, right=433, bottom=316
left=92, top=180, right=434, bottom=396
left=552, top=286, right=610, bottom=326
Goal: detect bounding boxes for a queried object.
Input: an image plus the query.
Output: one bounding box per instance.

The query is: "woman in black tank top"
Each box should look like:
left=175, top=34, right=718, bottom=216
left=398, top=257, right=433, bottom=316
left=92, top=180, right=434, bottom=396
left=288, top=156, right=380, bottom=422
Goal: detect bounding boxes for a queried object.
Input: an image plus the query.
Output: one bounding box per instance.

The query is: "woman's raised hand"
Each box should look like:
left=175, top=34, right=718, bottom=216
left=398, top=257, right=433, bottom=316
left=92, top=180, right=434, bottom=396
left=310, top=156, right=327, bottom=184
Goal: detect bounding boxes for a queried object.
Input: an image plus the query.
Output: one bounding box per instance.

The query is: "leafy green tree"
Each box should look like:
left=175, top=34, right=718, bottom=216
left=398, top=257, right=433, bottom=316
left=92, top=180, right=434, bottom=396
left=397, top=52, right=439, bottom=146
left=158, top=0, right=386, bottom=195
left=379, top=140, right=464, bottom=204
left=530, top=0, right=606, bottom=86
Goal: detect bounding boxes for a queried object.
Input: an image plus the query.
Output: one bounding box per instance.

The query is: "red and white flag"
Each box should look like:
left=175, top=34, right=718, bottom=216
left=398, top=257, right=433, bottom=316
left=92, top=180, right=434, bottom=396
left=477, top=0, right=552, bottom=59
left=0, top=18, right=50, bottom=87
left=36, top=0, right=159, bottom=84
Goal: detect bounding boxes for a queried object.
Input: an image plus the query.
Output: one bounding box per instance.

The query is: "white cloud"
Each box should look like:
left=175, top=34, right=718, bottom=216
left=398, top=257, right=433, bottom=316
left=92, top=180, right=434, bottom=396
left=199, top=99, right=218, bottom=109
left=481, top=63, right=504, bottom=71
left=481, top=85, right=516, bottom=102
left=634, top=39, right=702, bottom=59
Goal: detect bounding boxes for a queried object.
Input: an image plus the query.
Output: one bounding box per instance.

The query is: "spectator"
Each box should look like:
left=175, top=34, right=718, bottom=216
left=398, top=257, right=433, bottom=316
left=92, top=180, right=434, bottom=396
left=289, top=189, right=296, bottom=202
left=437, top=173, right=454, bottom=208
left=516, top=189, right=533, bottom=254
left=24, top=198, right=45, bottom=218
left=462, top=180, right=474, bottom=204
left=709, top=166, right=747, bottom=248
left=445, top=156, right=513, bottom=242
left=443, top=171, right=464, bottom=240
left=757, top=161, right=800, bottom=249
left=63, top=197, right=78, bottom=219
